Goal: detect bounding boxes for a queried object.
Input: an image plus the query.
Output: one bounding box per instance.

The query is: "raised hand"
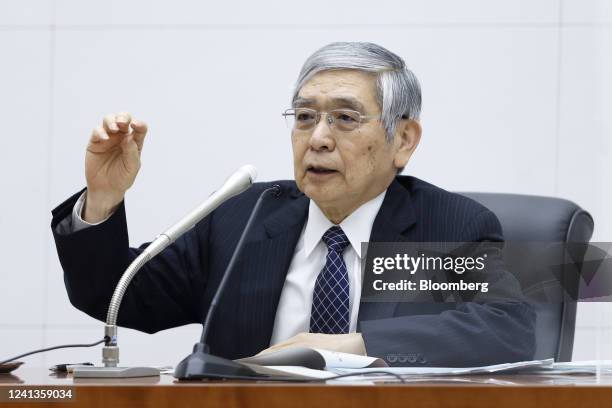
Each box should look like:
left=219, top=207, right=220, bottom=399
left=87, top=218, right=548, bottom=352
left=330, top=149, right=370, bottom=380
left=83, top=112, right=148, bottom=223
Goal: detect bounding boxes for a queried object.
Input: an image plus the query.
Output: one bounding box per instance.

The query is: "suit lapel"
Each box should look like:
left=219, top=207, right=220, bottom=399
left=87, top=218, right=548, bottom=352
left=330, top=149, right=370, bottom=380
left=234, top=192, right=309, bottom=357
left=359, top=178, right=418, bottom=323
left=369, top=178, right=417, bottom=243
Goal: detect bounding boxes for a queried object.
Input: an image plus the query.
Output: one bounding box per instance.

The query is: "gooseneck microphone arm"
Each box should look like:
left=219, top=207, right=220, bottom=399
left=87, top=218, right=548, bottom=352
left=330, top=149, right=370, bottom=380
left=100, top=165, right=258, bottom=368
left=199, top=184, right=281, bottom=345
left=173, top=184, right=282, bottom=380
left=105, top=183, right=245, bottom=325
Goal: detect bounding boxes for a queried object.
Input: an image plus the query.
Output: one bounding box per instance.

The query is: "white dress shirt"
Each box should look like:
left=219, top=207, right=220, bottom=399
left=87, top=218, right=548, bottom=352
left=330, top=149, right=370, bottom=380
left=69, top=189, right=387, bottom=346
left=70, top=192, right=109, bottom=232
left=269, top=191, right=386, bottom=345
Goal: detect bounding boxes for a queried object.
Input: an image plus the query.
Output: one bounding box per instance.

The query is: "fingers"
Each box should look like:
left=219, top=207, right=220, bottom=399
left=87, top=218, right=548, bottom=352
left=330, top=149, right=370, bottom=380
left=103, top=113, right=119, bottom=134
left=115, top=112, right=132, bottom=133
left=93, top=112, right=146, bottom=153
left=120, top=132, right=141, bottom=173
left=90, top=126, right=109, bottom=142
left=103, top=112, right=132, bottom=134
left=130, top=119, right=148, bottom=151
left=87, top=126, right=110, bottom=153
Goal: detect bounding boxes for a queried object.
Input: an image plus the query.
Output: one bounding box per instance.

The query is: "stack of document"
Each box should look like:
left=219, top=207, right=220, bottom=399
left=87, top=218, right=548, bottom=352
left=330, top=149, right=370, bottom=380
left=238, top=347, right=387, bottom=371
left=332, top=358, right=555, bottom=377
left=165, top=347, right=612, bottom=382
left=517, top=360, right=612, bottom=375
left=236, top=347, right=580, bottom=382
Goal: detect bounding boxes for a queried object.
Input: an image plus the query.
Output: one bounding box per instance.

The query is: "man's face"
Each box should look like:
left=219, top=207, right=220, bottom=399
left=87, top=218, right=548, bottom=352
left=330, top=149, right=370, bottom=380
left=292, top=70, right=399, bottom=218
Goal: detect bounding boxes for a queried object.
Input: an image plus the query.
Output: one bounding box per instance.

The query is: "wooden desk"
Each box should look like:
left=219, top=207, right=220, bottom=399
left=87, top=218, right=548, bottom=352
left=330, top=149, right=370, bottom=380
left=3, top=367, right=612, bottom=408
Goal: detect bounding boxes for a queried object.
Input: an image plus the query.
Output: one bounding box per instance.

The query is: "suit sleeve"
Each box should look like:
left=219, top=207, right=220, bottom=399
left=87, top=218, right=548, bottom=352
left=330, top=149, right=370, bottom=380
left=51, top=189, right=210, bottom=333
left=359, top=210, right=536, bottom=367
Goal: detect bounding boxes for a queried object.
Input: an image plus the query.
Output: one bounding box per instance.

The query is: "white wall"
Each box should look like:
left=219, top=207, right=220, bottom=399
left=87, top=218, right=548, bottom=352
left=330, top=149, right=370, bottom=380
left=0, top=0, right=610, bottom=367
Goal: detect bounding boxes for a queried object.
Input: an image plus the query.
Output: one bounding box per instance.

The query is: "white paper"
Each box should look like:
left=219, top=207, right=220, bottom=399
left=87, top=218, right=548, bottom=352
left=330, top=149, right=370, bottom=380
left=331, top=358, right=555, bottom=376
left=518, top=360, right=612, bottom=375
left=262, top=365, right=337, bottom=379
left=310, top=348, right=385, bottom=369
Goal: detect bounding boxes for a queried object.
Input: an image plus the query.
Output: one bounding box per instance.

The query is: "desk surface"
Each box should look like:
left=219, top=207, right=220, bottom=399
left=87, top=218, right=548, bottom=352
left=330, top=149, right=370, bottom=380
left=3, top=367, right=612, bottom=408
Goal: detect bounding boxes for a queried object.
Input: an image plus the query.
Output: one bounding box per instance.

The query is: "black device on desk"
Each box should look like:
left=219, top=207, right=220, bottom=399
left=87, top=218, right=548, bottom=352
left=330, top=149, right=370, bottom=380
left=50, top=363, right=94, bottom=373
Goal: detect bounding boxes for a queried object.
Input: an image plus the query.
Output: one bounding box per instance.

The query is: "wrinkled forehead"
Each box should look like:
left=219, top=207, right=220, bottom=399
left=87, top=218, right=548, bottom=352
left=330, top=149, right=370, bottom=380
left=294, top=70, right=380, bottom=112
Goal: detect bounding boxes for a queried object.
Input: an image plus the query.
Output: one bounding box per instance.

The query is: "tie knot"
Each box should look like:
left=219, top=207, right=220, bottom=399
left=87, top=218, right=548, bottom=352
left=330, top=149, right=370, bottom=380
left=322, top=226, right=350, bottom=253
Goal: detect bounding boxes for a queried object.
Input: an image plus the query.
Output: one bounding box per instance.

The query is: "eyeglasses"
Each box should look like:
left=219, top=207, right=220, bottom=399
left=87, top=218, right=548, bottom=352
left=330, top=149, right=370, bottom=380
left=282, top=108, right=380, bottom=132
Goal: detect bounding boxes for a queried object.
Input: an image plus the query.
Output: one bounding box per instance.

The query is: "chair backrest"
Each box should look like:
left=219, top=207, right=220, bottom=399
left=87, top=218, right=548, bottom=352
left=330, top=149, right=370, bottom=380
left=459, top=192, right=594, bottom=361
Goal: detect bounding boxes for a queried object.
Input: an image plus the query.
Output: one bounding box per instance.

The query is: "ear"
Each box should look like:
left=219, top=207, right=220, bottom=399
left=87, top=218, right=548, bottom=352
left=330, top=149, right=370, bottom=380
left=392, top=119, right=422, bottom=170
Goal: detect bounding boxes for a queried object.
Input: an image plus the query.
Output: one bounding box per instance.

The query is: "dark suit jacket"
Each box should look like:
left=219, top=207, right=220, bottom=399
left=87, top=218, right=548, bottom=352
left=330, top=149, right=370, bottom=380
left=51, top=175, right=535, bottom=367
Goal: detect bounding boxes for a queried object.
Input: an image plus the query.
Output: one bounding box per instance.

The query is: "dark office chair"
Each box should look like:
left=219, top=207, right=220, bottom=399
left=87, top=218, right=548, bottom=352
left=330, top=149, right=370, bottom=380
left=459, top=192, right=594, bottom=362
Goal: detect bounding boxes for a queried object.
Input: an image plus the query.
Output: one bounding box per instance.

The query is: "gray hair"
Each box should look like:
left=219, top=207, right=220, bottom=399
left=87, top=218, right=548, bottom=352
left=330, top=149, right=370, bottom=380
left=292, top=42, right=421, bottom=142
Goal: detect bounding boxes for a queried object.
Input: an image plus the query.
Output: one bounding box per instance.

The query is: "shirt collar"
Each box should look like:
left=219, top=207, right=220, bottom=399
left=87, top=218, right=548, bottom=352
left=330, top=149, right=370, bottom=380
left=303, top=189, right=387, bottom=259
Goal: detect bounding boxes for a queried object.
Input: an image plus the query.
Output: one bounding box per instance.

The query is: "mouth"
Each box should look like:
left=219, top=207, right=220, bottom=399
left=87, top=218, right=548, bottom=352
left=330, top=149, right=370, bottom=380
left=306, top=165, right=338, bottom=176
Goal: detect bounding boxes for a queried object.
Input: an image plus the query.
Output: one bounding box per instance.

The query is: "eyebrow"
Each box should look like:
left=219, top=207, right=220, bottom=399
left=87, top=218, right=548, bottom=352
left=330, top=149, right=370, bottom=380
left=293, top=97, right=316, bottom=108
left=293, top=96, right=366, bottom=113
left=331, top=97, right=365, bottom=113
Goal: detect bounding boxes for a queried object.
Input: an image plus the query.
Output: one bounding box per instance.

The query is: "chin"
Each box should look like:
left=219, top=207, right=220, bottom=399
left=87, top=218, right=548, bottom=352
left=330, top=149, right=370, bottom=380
left=301, top=183, right=341, bottom=204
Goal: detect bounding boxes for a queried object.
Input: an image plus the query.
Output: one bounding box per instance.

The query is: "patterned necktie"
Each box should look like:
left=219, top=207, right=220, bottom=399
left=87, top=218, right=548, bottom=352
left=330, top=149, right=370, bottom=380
left=310, top=226, right=351, bottom=334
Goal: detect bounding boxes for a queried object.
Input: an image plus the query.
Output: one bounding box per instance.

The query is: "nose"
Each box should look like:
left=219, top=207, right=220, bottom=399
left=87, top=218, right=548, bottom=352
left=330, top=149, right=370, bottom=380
left=308, top=114, right=335, bottom=152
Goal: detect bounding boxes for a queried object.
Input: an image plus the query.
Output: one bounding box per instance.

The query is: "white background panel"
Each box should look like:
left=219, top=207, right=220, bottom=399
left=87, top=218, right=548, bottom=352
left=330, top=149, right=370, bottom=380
left=0, top=328, right=45, bottom=367
left=54, top=0, right=558, bottom=26
left=557, top=27, right=608, bottom=240
left=604, top=27, right=612, bottom=242
left=571, top=314, right=612, bottom=361
left=563, top=0, right=612, bottom=24
left=0, top=0, right=52, bottom=26
left=0, top=30, right=50, bottom=325
left=398, top=28, right=559, bottom=194
left=559, top=26, right=612, bottom=343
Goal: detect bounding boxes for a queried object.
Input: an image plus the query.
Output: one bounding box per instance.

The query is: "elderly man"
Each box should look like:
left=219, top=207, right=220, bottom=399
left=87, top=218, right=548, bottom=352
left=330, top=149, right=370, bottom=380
left=51, top=42, right=535, bottom=366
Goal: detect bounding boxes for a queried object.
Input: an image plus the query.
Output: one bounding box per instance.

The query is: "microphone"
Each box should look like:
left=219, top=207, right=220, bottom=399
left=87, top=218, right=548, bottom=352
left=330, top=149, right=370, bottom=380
left=173, top=184, right=282, bottom=380
left=141, top=164, right=258, bottom=259
left=72, top=165, right=258, bottom=378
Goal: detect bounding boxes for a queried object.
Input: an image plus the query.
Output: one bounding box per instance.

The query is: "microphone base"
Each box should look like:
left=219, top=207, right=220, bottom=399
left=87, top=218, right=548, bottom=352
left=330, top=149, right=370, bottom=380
left=174, top=342, right=260, bottom=380
left=72, top=366, right=160, bottom=378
